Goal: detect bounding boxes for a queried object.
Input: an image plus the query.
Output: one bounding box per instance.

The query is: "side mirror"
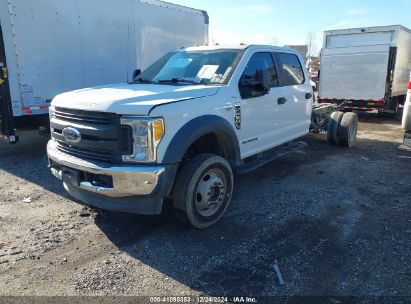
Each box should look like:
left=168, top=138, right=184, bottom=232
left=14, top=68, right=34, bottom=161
left=255, top=69, right=271, bottom=93
left=132, top=69, right=141, bottom=79
left=239, top=69, right=271, bottom=99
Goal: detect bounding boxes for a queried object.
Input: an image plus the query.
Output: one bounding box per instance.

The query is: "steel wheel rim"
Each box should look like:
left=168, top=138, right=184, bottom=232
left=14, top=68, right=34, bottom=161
left=195, top=168, right=227, bottom=217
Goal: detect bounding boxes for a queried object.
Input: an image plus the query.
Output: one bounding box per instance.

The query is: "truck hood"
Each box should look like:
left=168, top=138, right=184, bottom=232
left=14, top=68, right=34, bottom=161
left=52, top=83, right=221, bottom=115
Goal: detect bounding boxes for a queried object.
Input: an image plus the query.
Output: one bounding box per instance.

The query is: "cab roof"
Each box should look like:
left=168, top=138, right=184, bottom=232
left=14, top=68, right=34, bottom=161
left=184, top=44, right=298, bottom=53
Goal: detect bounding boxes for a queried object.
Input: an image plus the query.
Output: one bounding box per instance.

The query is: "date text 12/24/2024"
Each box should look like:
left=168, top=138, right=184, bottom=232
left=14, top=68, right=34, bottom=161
left=149, top=296, right=258, bottom=303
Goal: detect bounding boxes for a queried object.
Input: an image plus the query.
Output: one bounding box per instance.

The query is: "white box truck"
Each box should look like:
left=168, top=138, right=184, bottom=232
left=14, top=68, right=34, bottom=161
left=318, top=25, right=411, bottom=116
left=0, top=0, right=209, bottom=143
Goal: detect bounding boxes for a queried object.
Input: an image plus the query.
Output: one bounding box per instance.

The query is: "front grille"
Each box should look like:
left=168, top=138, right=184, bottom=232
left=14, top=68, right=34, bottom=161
left=54, top=107, right=118, bottom=125
left=51, top=107, right=132, bottom=164
left=56, top=141, right=113, bottom=163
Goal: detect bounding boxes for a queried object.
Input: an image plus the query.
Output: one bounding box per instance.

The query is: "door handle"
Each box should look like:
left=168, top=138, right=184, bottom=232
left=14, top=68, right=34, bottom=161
left=277, top=97, right=287, bottom=105
left=305, top=93, right=313, bottom=99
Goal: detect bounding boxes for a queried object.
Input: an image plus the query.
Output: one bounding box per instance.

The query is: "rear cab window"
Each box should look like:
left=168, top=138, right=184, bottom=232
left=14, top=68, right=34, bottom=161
left=275, top=52, right=305, bottom=86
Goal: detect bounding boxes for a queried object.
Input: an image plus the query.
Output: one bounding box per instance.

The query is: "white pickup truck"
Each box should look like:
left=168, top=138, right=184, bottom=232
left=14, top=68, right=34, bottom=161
left=47, top=45, right=358, bottom=228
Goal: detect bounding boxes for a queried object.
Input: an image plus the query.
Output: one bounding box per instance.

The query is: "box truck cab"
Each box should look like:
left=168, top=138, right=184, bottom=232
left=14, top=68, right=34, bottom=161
left=47, top=44, right=318, bottom=228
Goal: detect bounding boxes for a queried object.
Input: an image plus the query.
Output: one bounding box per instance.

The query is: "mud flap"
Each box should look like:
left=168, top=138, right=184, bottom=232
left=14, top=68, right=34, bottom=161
left=383, top=47, right=397, bottom=112
left=0, top=24, right=17, bottom=143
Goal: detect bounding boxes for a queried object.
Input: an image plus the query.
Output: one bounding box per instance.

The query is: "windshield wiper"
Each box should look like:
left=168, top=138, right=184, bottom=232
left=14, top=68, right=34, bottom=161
left=158, top=78, right=200, bottom=85
left=133, top=77, right=157, bottom=84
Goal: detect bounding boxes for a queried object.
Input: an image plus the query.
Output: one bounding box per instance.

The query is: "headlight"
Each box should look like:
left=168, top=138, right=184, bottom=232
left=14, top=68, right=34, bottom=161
left=121, top=117, right=164, bottom=163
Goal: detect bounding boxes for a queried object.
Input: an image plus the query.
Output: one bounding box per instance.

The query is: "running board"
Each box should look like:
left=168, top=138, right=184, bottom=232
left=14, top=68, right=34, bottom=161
left=236, top=141, right=307, bottom=174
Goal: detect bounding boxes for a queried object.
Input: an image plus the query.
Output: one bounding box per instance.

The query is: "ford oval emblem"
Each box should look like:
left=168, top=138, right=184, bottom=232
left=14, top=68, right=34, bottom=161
left=62, top=127, right=81, bottom=144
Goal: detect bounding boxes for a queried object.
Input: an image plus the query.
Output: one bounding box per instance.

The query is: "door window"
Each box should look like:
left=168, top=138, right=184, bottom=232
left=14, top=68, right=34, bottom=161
left=277, top=53, right=305, bottom=86
left=238, top=52, right=279, bottom=99
left=241, top=52, right=279, bottom=87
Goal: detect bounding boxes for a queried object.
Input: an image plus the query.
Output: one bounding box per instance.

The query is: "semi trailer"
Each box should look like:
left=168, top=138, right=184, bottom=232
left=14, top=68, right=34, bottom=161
left=0, top=0, right=209, bottom=143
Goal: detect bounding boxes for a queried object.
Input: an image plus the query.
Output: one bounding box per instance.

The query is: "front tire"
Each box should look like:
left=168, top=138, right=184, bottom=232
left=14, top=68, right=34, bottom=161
left=173, top=154, right=234, bottom=229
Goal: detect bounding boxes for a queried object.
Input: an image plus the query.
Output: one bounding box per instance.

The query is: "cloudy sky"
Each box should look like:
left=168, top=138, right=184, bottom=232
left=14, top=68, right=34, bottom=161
left=169, top=0, right=411, bottom=55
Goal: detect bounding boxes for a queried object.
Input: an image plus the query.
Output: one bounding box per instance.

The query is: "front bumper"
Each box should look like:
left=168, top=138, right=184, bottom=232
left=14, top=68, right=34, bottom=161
left=47, top=140, right=176, bottom=214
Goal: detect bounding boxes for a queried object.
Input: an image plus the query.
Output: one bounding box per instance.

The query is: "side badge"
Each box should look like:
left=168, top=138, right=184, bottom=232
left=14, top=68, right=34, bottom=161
left=234, top=105, right=241, bottom=129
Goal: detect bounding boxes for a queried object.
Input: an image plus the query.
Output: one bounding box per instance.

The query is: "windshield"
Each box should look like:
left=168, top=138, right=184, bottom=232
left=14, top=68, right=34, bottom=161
left=134, top=50, right=243, bottom=85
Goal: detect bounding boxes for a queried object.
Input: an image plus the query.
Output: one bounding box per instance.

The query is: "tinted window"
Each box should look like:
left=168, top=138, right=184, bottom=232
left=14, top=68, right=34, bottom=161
left=277, top=53, right=305, bottom=86
left=241, top=52, right=279, bottom=87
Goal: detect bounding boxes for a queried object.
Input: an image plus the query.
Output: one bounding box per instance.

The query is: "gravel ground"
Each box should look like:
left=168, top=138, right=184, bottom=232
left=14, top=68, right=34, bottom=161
left=0, top=112, right=410, bottom=299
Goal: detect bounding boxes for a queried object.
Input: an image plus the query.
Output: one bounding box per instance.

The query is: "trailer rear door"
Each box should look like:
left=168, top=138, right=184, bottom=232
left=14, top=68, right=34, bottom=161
left=0, top=24, right=16, bottom=142
left=319, top=44, right=391, bottom=100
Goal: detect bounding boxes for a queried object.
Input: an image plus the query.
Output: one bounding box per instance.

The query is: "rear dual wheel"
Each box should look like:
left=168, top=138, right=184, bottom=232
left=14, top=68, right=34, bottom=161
left=327, top=111, right=358, bottom=147
left=327, top=111, right=344, bottom=145
left=338, top=112, right=358, bottom=147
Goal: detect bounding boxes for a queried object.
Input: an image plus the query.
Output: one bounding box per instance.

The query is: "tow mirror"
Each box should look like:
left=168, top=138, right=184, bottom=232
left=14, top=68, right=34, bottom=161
left=255, top=69, right=271, bottom=94
left=132, top=69, right=141, bottom=79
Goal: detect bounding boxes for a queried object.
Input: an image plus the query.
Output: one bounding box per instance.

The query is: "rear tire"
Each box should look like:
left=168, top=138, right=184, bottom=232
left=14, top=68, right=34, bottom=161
left=173, top=154, right=234, bottom=229
left=327, top=111, right=344, bottom=145
left=338, top=112, right=358, bottom=147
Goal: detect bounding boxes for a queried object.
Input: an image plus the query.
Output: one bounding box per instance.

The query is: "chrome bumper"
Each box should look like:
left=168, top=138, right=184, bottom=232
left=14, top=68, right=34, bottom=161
left=47, top=140, right=165, bottom=197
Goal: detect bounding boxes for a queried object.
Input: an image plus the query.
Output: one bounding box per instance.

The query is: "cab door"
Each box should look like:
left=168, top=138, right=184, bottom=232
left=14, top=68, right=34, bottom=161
left=0, top=24, right=16, bottom=142
left=236, top=52, right=287, bottom=158
left=272, top=52, right=313, bottom=138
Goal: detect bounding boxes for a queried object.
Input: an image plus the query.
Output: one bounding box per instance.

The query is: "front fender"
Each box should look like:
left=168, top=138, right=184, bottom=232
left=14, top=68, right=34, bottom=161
left=162, top=115, right=241, bottom=165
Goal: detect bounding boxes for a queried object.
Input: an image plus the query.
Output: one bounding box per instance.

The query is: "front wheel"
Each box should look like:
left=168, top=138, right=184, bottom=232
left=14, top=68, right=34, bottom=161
left=173, top=154, right=234, bottom=229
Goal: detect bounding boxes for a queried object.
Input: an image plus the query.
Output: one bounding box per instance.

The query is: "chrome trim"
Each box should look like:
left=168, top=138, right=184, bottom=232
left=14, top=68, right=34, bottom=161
left=62, top=126, right=82, bottom=144
left=47, top=140, right=165, bottom=197
left=79, top=182, right=114, bottom=194
left=50, top=167, right=63, bottom=180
